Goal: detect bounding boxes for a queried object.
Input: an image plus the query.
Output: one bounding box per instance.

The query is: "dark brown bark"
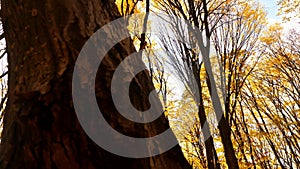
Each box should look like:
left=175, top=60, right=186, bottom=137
left=0, top=0, right=191, bottom=169
left=198, top=105, right=221, bottom=169
left=217, top=117, right=239, bottom=169
left=196, top=72, right=220, bottom=169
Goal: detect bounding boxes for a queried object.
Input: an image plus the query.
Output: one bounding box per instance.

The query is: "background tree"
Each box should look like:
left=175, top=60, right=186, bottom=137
left=0, top=10, right=8, bottom=142
left=151, top=0, right=267, bottom=168
left=211, top=1, right=266, bottom=167
left=153, top=0, right=236, bottom=168
left=278, top=0, right=300, bottom=21
left=241, top=24, right=300, bottom=168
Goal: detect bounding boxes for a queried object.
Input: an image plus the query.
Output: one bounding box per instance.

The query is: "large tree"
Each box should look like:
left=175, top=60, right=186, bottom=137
left=0, top=0, right=191, bottom=168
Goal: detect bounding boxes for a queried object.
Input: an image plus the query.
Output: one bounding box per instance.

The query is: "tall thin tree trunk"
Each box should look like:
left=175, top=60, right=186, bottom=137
left=196, top=75, right=220, bottom=169
left=0, top=0, right=191, bottom=168
left=202, top=0, right=239, bottom=167
left=206, top=76, right=239, bottom=169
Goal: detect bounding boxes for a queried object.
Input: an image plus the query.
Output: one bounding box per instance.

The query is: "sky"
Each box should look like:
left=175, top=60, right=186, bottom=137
left=258, top=0, right=300, bottom=32
left=259, top=0, right=281, bottom=23
left=260, top=0, right=280, bottom=18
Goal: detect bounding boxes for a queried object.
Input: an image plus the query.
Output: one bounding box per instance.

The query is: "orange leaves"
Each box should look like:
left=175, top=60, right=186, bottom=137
left=260, top=23, right=283, bottom=45
left=278, top=0, right=300, bottom=21
left=115, top=0, right=142, bottom=16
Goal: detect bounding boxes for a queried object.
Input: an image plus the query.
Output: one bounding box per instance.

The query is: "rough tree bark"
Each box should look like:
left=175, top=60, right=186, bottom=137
left=0, top=0, right=191, bottom=169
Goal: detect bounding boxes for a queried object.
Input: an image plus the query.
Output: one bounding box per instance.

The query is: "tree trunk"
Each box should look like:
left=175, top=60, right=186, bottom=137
left=0, top=0, right=191, bottom=169
left=218, top=117, right=239, bottom=169
left=196, top=74, right=220, bottom=169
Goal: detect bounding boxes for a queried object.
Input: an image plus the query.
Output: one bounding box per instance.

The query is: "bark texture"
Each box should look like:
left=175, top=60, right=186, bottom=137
left=0, top=0, right=191, bottom=169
